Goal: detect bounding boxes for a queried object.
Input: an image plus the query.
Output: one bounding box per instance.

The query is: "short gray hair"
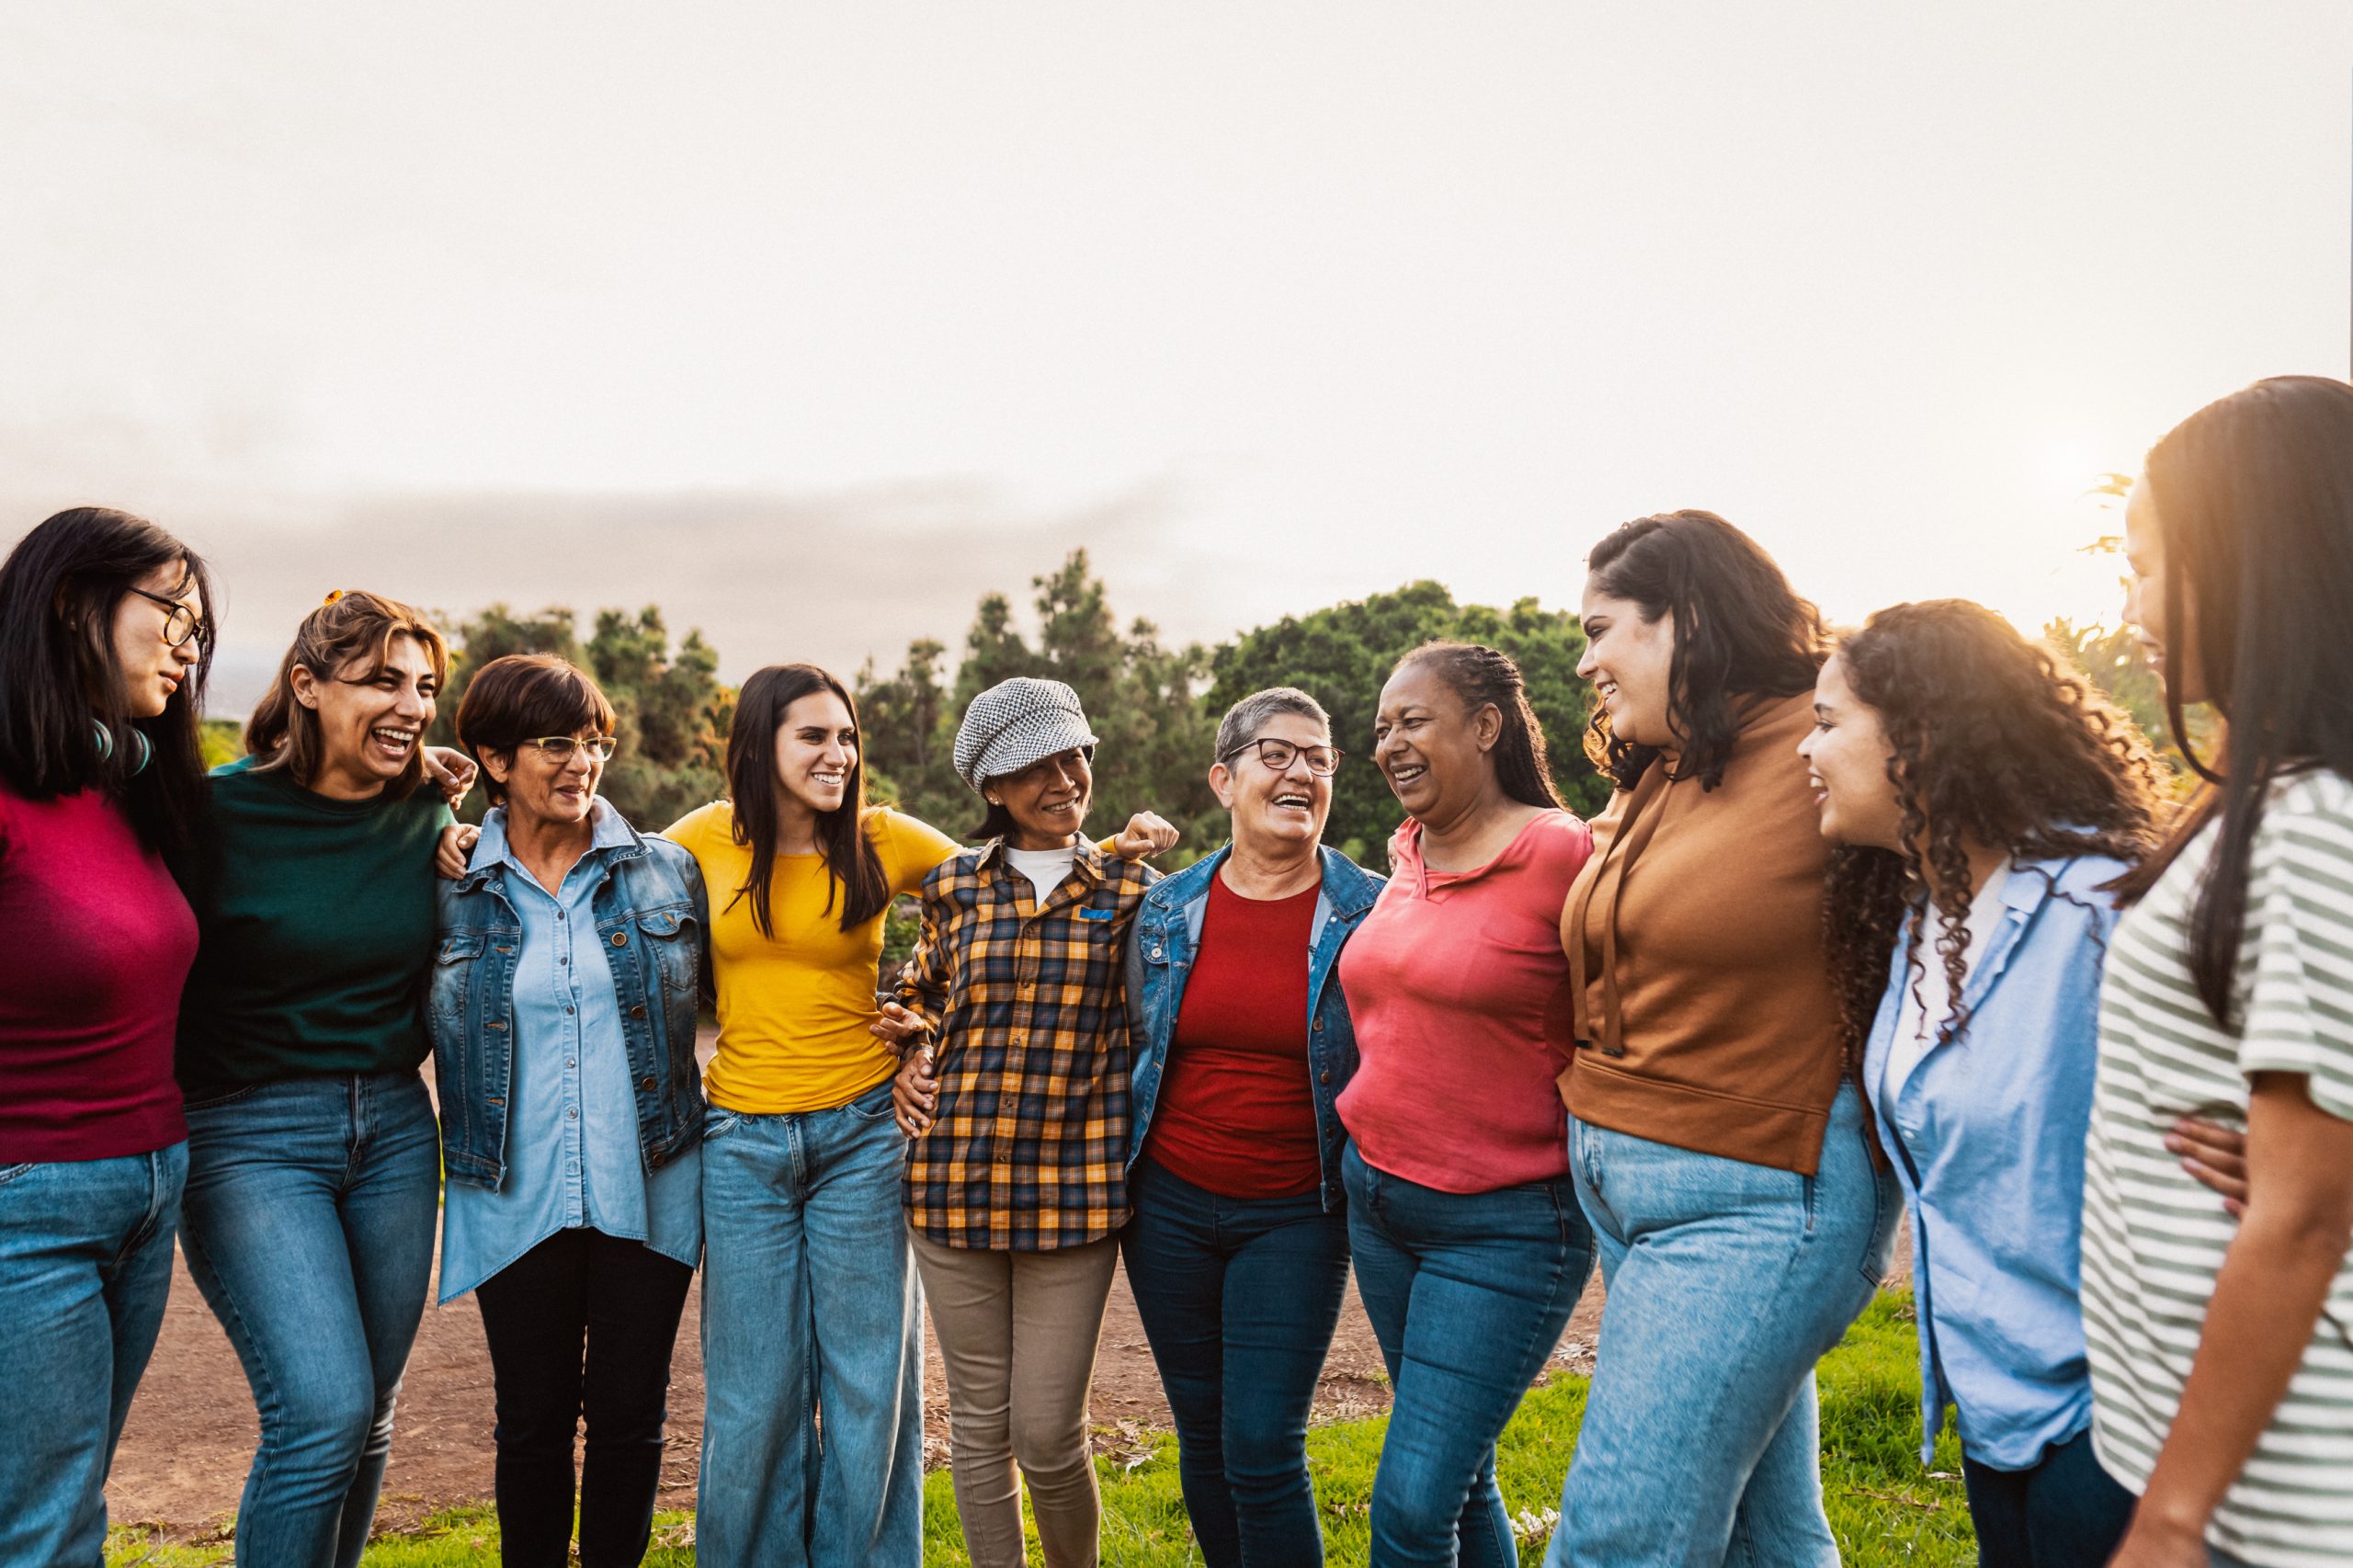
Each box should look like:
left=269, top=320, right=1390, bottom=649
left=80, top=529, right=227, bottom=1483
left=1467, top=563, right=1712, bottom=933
left=1212, top=687, right=1331, bottom=763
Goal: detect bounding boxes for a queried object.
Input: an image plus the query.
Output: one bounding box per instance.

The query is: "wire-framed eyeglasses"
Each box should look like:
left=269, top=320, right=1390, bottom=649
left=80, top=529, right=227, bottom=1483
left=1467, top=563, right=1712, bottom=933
left=126, top=585, right=211, bottom=651
left=519, top=735, right=620, bottom=763
left=1220, top=737, right=1342, bottom=776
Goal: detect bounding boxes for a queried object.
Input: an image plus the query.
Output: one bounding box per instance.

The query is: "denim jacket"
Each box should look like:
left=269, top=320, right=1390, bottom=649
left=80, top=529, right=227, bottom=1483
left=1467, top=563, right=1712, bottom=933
left=428, top=805, right=711, bottom=1187
left=1863, top=851, right=2126, bottom=1468
left=1123, top=843, right=1385, bottom=1210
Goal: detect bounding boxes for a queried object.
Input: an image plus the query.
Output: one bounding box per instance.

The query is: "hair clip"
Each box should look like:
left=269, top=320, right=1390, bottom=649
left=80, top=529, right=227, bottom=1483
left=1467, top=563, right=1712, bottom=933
left=323, top=589, right=347, bottom=604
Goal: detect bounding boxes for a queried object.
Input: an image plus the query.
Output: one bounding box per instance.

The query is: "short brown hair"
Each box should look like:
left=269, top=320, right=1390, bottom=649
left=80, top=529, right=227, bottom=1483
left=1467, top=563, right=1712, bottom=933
left=457, top=654, right=618, bottom=806
left=246, top=590, right=449, bottom=798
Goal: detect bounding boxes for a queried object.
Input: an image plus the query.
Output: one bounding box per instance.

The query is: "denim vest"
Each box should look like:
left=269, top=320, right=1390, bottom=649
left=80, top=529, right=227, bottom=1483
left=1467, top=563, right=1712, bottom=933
left=1123, top=843, right=1385, bottom=1210
left=428, top=809, right=710, bottom=1188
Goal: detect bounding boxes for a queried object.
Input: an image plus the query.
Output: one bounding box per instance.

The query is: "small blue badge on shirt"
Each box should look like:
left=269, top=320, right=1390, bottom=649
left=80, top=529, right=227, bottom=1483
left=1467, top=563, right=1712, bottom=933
left=1074, top=907, right=1115, bottom=920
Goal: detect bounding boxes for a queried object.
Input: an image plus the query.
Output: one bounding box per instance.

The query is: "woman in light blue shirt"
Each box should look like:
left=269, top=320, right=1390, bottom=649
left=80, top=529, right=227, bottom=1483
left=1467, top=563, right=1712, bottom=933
left=1796, top=600, right=2166, bottom=1568
left=429, top=654, right=710, bottom=1568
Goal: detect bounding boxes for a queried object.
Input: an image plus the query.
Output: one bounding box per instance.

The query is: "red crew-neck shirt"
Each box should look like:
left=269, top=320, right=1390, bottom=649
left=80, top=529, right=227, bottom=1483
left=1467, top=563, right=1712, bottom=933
left=1142, top=874, right=1322, bottom=1199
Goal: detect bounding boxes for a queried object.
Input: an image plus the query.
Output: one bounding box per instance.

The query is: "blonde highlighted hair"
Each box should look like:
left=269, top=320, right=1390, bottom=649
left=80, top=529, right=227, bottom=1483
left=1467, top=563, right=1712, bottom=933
left=245, top=590, right=449, bottom=797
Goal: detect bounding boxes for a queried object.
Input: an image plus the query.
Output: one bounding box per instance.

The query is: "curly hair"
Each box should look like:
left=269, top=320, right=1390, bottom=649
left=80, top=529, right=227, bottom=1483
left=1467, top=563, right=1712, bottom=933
left=1823, top=600, right=2171, bottom=1062
left=1582, top=510, right=1827, bottom=793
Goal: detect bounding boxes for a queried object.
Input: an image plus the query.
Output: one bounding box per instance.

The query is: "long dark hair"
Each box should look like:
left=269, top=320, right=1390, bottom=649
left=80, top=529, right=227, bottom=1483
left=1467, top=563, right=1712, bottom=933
left=723, top=664, right=891, bottom=937
left=2112, top=376, right=2353, bottom=1027
left=0, top=506, right=215, bottom=858
left=1397, top=641, right=1563, bottom=811
left=1582, top=510, right=1827, bottom=793
left=1821, top=601, right=2170, bottom=1059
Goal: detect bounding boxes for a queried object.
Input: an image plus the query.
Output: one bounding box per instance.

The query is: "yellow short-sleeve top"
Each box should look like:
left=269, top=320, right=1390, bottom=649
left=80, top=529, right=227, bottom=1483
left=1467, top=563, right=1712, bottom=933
left=665, top=801, right=961, bottom=1115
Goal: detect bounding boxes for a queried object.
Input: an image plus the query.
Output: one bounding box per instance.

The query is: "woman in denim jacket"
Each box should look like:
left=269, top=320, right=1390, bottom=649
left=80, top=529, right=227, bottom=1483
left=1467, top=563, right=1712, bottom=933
left=428, top=654, right=710, bottom=1568
left=1798, top=601, right=2166, bottom=1568
left=1120, top=687, right=1383, bottom=1567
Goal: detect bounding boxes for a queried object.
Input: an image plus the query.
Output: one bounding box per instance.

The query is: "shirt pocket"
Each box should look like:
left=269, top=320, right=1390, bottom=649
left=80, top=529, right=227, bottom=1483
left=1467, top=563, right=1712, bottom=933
left=430, top=933, right=487, bottom=1026
left=631, top=906, right=701, bottom=1000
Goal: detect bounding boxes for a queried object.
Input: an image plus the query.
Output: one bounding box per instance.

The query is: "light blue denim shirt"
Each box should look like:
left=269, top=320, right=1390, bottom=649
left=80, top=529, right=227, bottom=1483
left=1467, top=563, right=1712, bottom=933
left=1863, top=851, right=2126, bottom=1469
left=438, top=802, right=701, bottom=1301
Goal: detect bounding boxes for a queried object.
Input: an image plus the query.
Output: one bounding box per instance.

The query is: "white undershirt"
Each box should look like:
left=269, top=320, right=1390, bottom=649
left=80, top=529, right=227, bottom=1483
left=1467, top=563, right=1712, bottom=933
left=1881, top=859, right=2013, bottom=1121
left=1005, top=844, right=1079, bottom=907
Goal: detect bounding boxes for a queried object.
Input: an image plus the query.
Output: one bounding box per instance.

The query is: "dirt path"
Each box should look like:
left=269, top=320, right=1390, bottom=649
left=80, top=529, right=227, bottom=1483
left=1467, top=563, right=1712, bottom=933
left=109, top=1244, right=1610, bottom=1541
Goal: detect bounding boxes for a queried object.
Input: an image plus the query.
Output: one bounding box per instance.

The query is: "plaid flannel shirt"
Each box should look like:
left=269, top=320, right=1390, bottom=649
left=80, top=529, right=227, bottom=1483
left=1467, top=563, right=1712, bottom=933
left=898, top=835, right=1156, bottom=1251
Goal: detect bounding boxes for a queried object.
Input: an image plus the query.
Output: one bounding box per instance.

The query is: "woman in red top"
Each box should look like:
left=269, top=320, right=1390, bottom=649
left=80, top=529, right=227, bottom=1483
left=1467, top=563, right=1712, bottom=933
left=1120, top=687, right=1387, bottom=1566
left=0, top=507, right=213, bottom=1564
left=1336, top=642, right=1596, bottom=1568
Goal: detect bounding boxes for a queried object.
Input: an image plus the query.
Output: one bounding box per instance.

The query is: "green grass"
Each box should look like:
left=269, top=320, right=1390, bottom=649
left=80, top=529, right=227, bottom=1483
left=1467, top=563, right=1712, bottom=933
left=108, top=1294, right=1971, bottom=1567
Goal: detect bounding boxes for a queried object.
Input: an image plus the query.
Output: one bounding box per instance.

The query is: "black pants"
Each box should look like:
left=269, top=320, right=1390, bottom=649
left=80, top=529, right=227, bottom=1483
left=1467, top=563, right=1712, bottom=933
left=473, top=1227, right=695, bottom=1568
left=1961, top=1426, right=2137, bottom=1568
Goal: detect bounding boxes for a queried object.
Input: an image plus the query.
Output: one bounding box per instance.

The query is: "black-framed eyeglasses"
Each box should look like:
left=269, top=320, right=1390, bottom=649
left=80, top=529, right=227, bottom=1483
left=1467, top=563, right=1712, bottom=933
left=1221, top=737, right=1342, bottom=776
left=126, top=585, right=211, bottom=651
left=519, top=735, right=619, bottom=763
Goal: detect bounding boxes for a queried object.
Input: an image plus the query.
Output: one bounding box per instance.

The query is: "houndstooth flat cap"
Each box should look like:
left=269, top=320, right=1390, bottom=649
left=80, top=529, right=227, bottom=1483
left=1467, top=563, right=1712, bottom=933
left=952, top=676, right=1099, bottom=792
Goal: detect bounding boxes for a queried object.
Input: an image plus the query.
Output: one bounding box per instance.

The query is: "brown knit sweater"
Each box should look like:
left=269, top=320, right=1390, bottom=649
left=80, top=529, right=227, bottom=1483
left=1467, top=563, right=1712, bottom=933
left=1556, top=691, right=1846, bottom=1176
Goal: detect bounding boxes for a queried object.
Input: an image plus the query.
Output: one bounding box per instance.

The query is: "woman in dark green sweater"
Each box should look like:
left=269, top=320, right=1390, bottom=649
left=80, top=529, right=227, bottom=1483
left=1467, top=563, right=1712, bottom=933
left=176, top=590, right=465, bottom=1568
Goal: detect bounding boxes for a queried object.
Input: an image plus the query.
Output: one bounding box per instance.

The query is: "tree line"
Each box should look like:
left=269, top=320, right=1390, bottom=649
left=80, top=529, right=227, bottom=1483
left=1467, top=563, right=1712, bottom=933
left=198, top=551, right=2200, bottom=862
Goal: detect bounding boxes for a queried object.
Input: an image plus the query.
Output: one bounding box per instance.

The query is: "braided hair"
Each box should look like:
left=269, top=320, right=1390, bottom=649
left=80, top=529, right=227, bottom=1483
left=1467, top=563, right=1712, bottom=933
left=1396, top=641, right=1563, bottom=811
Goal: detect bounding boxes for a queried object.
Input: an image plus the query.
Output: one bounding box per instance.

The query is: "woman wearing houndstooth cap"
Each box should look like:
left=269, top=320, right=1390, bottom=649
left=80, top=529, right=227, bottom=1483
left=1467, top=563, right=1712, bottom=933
left=872, top=675, right=1176, bottom=1568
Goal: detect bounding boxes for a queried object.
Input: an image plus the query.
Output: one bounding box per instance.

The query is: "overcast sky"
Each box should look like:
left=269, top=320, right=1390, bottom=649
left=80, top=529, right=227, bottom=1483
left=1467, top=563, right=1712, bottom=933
left=6, top=4, right=2348, bottom=711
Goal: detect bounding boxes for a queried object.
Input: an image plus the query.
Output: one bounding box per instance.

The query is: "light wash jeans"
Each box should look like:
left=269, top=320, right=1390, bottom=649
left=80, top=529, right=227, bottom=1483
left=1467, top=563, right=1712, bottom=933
left=1549, top=1083, right=1901, bottom=1568
left=179, top=1073, right=440, bottom=1568
left=695, top=1081, right=923, bottom=1567
left=0, top=1142, right=188, bottom=1566
left=1345, top=1140, right=1594, bottom=1568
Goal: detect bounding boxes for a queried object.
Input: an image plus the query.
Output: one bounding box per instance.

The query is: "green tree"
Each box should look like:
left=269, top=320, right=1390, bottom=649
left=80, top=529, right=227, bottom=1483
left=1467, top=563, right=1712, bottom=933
left=1208, top=582, right=1605, bottom=859
left=429, top=603, right=731, bottom=829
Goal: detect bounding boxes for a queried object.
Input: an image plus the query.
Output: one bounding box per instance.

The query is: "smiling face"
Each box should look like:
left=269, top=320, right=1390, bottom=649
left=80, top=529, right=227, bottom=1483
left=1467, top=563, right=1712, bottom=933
left=774, top=688, right=858, bottom=820
left=106, top=562, right=205, bottom=720
left=293, top=633, right=439, bottom=799
left=486, top=727, right=606, bottom=832
left=1372, top=658, right=1499, bottom=824
left=1796, top=653, right=1905, bottom=850
left=1576, top=581, right=1677, bottom=749
left=1212, top=710, right=1333, bottom=854
left=2122, top=475, right=2204, bottom=706
left=989, top=746, right=1093, bottom=849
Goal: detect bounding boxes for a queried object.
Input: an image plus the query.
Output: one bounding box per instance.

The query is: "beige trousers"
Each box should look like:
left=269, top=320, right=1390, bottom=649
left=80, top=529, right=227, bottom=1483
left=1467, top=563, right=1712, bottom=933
left=910, top=1233, right=1120, bottom=1568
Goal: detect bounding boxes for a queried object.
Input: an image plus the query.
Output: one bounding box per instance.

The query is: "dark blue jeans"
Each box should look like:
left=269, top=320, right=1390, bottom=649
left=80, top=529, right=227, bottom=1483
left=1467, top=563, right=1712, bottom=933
left=1961, top=1427, right=2136, bottom=1568
left=1120, top=1156, right=1352, bottom=1568
left=1343, top=1140, right=1593, bottom=1568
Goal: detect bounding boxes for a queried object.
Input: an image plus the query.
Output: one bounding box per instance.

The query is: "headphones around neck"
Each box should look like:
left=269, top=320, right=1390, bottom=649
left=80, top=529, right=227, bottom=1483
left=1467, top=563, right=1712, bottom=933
left=94, top=720, right=153, bottom=776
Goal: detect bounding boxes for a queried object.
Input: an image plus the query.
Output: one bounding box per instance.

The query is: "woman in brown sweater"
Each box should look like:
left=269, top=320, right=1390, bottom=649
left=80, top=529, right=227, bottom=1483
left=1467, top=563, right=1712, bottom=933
left=1542, top=511, right=1902, bottom=1568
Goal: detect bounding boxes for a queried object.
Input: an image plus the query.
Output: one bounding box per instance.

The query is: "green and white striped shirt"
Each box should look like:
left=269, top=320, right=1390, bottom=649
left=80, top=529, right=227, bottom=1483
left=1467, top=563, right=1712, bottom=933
left=2083, top=769, right=2353, bottom=1567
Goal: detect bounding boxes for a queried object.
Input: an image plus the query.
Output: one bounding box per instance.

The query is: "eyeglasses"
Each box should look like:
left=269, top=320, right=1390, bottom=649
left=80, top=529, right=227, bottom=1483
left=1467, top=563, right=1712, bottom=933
left=1222, top=737, right=1341, bottom=776
left=519, top=735, right=619, bottom=762
left=126, top=585, right=211, bottom=651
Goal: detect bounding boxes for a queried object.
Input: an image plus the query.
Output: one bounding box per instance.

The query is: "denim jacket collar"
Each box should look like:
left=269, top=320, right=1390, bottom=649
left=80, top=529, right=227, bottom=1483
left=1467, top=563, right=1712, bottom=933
left=1139, top=842, right=1382, bottom=954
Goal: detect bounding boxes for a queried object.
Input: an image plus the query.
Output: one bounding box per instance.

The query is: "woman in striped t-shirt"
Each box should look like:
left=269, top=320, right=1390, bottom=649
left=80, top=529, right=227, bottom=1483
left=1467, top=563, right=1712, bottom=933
left=2084, top=376, right=2353, bottom=1568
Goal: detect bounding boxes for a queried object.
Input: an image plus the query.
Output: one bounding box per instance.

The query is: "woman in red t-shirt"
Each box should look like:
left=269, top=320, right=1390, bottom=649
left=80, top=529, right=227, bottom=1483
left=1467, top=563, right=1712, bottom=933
left=0, top=507, right=213, bottom=1562
left=1120, top=687, right=1387, bottom=1567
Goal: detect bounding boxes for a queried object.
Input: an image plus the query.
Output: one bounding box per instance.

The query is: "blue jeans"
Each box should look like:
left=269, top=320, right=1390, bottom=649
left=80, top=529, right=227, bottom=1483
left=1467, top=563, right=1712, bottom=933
left=696, top=1082, right=923, bottom=1567
left=1961, top=1426, right=2134, bottom=1568
left=1550, top=1083, right=1902, bottom=1568
left=179, top=1073, right=441, bottom=1568
left=1344, top=1141, right=1593, bottom=1568
left=1121, top=1156, right=1352, bottom=1568
left=0, top=1142, right=188, bottom=1567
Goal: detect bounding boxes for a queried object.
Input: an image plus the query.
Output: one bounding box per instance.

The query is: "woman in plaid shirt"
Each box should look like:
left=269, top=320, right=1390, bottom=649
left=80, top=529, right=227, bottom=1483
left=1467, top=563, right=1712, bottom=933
left=878, top=676, right=1176, bottom=1568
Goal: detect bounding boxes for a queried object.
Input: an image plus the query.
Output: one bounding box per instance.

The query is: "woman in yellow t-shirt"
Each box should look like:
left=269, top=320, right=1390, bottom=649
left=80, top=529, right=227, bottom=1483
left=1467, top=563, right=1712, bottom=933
left=665, top=663, right=959, bottom=1566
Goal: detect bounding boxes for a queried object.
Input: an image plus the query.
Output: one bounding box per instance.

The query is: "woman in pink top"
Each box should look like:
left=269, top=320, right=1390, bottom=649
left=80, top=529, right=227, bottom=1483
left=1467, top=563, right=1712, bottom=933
left=1336, top=641, right=1595, bottom=1568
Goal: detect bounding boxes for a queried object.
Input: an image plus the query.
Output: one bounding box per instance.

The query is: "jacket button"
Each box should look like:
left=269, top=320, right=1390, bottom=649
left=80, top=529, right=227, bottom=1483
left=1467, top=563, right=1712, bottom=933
left=1319, top=1071, right=1330, bottom=1085
left=631, top=1005, right=646, bottom=1018
left=1313, top=1019, right=1324, bottom=1031
left=611, top=931, right=629, bottom=947
left=640, top=1075, right=656, bottom=1092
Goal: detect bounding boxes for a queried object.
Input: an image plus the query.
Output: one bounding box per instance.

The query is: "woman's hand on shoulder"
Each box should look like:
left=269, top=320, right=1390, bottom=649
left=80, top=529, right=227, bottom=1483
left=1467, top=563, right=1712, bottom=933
left=2167, top=1117, right=2249, bottom=1215
left=892, top=1044, right=938, bottom=1136
left=1111, top=812, right=1180, bottom=861
left=422, top=746, right=477, bottom=809
left=435, top=824, right=480, bottom=881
